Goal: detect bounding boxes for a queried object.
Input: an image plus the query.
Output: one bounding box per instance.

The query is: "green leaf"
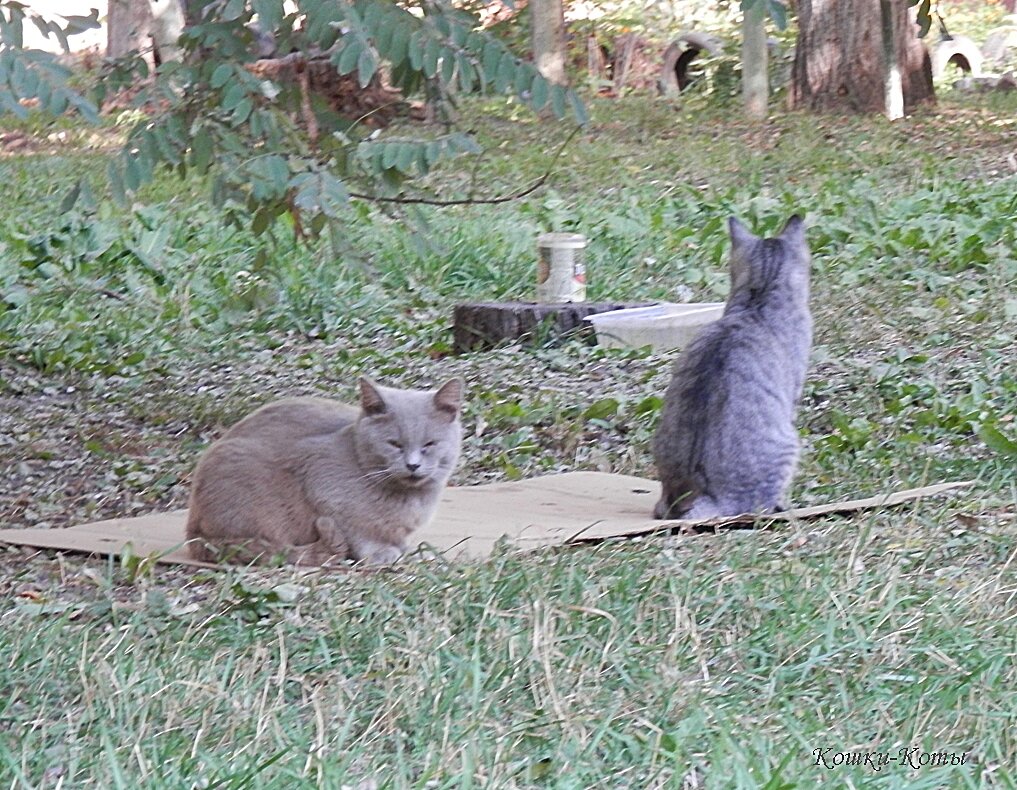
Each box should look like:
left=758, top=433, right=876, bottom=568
left=415, top=144, right=430, bottom=175
left=530, top=73, right=548, bottom=110
left=978, top=422, right=1017, bottom=458
left=59, top=181, right=81, bottom=214
left=440, top=47, right=456, bottom=85
left=583, top=398, right=620, bottom=421
left=153, top=126, right=184, bottom=164
left=381, top=143, right=400, bottom=170
left=494, top=52, right=515, bottom=94
left=232, top=97, right=253, bottom=124
left=431, top=12, right=452, bottom=37
left=63, top=11, right=101, bottom=33
left=362, top=1, right=383, bottom=31
left=448, top=19, right=468, bottom=47
left=220, top=82, right=245, bottom=111
left=524, top=758, right=554, bottom=781
left=423, top=36, right=441, bottom=78
left=634, top=395, right=663, bottom=416
left=210, top=63, right=233, bottom=89
left=408, top=31, right=425, bottom=69
left=252, top=206, right=272, bottom=235
left=46, top=91, right=68, bottom=117
left=448, top=133, right=481, bottom=155
left=514, top=63, right=531, bottom=95
left=221, top=0, right=245, bottom=22
left=374, top=18, right=395, bottom=57
left=425, top=140, right=444, bottom=165
left=481, top=40, right=502, bottom=83
left=252, top=0, right=283, bottom=30
left=357, top=47, right=377, bottom=88
left=107, top=160, right=126, bottom=205
left=265, top=154, right=290, bottom=185
left=910, top=0, right=932, bottom=37
left=52, top=25, right=70, bottom=53
left=549, top=85, right=567, bottom=119
left=387, top=20, right=411, bottom=65
left=124, top=154, right=142, bottom=192
left=191, top=127, right=213, bottom=171
left=457, top=54, right=476, bottom=93
left=0, top=89, right=29, bottom=119
left=396, top=143, right=418, bottom=173
left=766, top=0, right=787, bottom=30
left=320, top=172, right=349, bottom=214
left=465, top=31, right=487, bottom=55
left=567, top=90, right=588, bottom=125
left=4, top=12, right=25, bottom=49
left=336, top=40, right=362, bottom=76
left=68, top=93, right=99, bottom=124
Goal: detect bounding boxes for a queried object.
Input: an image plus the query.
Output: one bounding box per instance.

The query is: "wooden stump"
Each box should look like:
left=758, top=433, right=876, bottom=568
left=453, top=301, right=650, bottom=354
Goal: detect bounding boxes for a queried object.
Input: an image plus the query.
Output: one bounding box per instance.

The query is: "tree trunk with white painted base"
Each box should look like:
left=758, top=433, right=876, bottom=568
left=790, top=0, right=934, bottom=114
left=880, top=0, right=904, bottom=119
left=530, top=0, right=568, bottom=85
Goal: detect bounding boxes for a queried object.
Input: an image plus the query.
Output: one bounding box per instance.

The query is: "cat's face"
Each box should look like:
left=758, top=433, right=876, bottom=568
left=354, top=378, right=464, bottom=488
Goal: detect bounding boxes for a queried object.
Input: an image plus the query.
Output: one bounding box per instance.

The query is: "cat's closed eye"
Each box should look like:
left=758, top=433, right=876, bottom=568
left=423, top=440, right=437, bottom=450
left=387, top=440, right=403, bottom=449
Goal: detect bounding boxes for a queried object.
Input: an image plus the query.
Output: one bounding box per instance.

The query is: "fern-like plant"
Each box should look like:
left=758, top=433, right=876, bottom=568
left=1, top=0, right=587, bottom=238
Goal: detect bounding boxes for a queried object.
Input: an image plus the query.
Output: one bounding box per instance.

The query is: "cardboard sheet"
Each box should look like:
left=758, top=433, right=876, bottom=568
left=0, top=472, right=973, bottom=568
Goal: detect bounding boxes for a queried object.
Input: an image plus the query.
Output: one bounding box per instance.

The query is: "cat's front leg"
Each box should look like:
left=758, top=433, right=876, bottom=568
left=313, top=512, right=405, bottom=565
left=311, top=515, right=350, bottom=557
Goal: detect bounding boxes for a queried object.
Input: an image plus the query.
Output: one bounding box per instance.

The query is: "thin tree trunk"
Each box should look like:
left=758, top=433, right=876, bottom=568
left=790, top=0, right=934, bottom=114
left=742, top=1, right=768, bottom=119
left=530, top=0, right=567, bottom=86
left=880, top=0, right=903, bottom=119
left=107, top=0, right=154, bottom=62
left=148, top=0, right=185, bottom=63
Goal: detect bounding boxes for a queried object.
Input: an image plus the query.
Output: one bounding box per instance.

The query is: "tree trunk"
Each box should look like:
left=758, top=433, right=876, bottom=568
left=742, top=2, right=768, bottom=118
left=107, top=0, right=154, bottom=61
left=879, top=0, right=903, bottom=119
left=148, top=0, right=185, bottom=63
left=530, top=0, right=567, bottom=86
left=790, top=0, right=934, bottom=114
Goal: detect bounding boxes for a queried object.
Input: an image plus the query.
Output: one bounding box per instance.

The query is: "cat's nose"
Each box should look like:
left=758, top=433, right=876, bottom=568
left=405, top=461, right=420, bottom=472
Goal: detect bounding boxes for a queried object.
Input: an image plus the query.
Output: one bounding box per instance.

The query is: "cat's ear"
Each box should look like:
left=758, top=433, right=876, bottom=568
left=779, top=214, right=806, bottom=245
left=433, top=378, right=464, bottom=418
left=728, top=217, right=756, bottom=251
left=359, top=377, right=388, bottom=416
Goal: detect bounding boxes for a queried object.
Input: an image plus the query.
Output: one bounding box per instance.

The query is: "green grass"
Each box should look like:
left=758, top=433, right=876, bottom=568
left=2, top=87, right=1017, bottom=788
left=2, top=510, right=1014, bottom=787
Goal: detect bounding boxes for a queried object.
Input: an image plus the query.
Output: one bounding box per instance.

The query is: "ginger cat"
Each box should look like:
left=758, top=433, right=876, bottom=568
left=186, top=378, right=464, bottom=565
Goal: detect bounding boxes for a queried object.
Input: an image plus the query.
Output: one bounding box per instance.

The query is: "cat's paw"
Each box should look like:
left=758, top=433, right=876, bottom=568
left=653, top=496, right=673, bottom=519
left=361, top=544, right=405, bottom=566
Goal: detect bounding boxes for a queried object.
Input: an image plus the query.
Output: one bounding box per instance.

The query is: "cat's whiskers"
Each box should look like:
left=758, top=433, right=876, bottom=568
left=359, top=468, right=399, bottom=485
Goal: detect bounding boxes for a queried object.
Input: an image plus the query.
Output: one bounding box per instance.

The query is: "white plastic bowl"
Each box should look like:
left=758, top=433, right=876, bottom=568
left=584, top=302, right=725, bottom=351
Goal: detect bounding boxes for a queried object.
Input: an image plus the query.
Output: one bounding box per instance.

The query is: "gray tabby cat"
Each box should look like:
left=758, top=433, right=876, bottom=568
left=186, top=378, right=463, bottom=565
left=653, top=215, right=812, bottom=519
